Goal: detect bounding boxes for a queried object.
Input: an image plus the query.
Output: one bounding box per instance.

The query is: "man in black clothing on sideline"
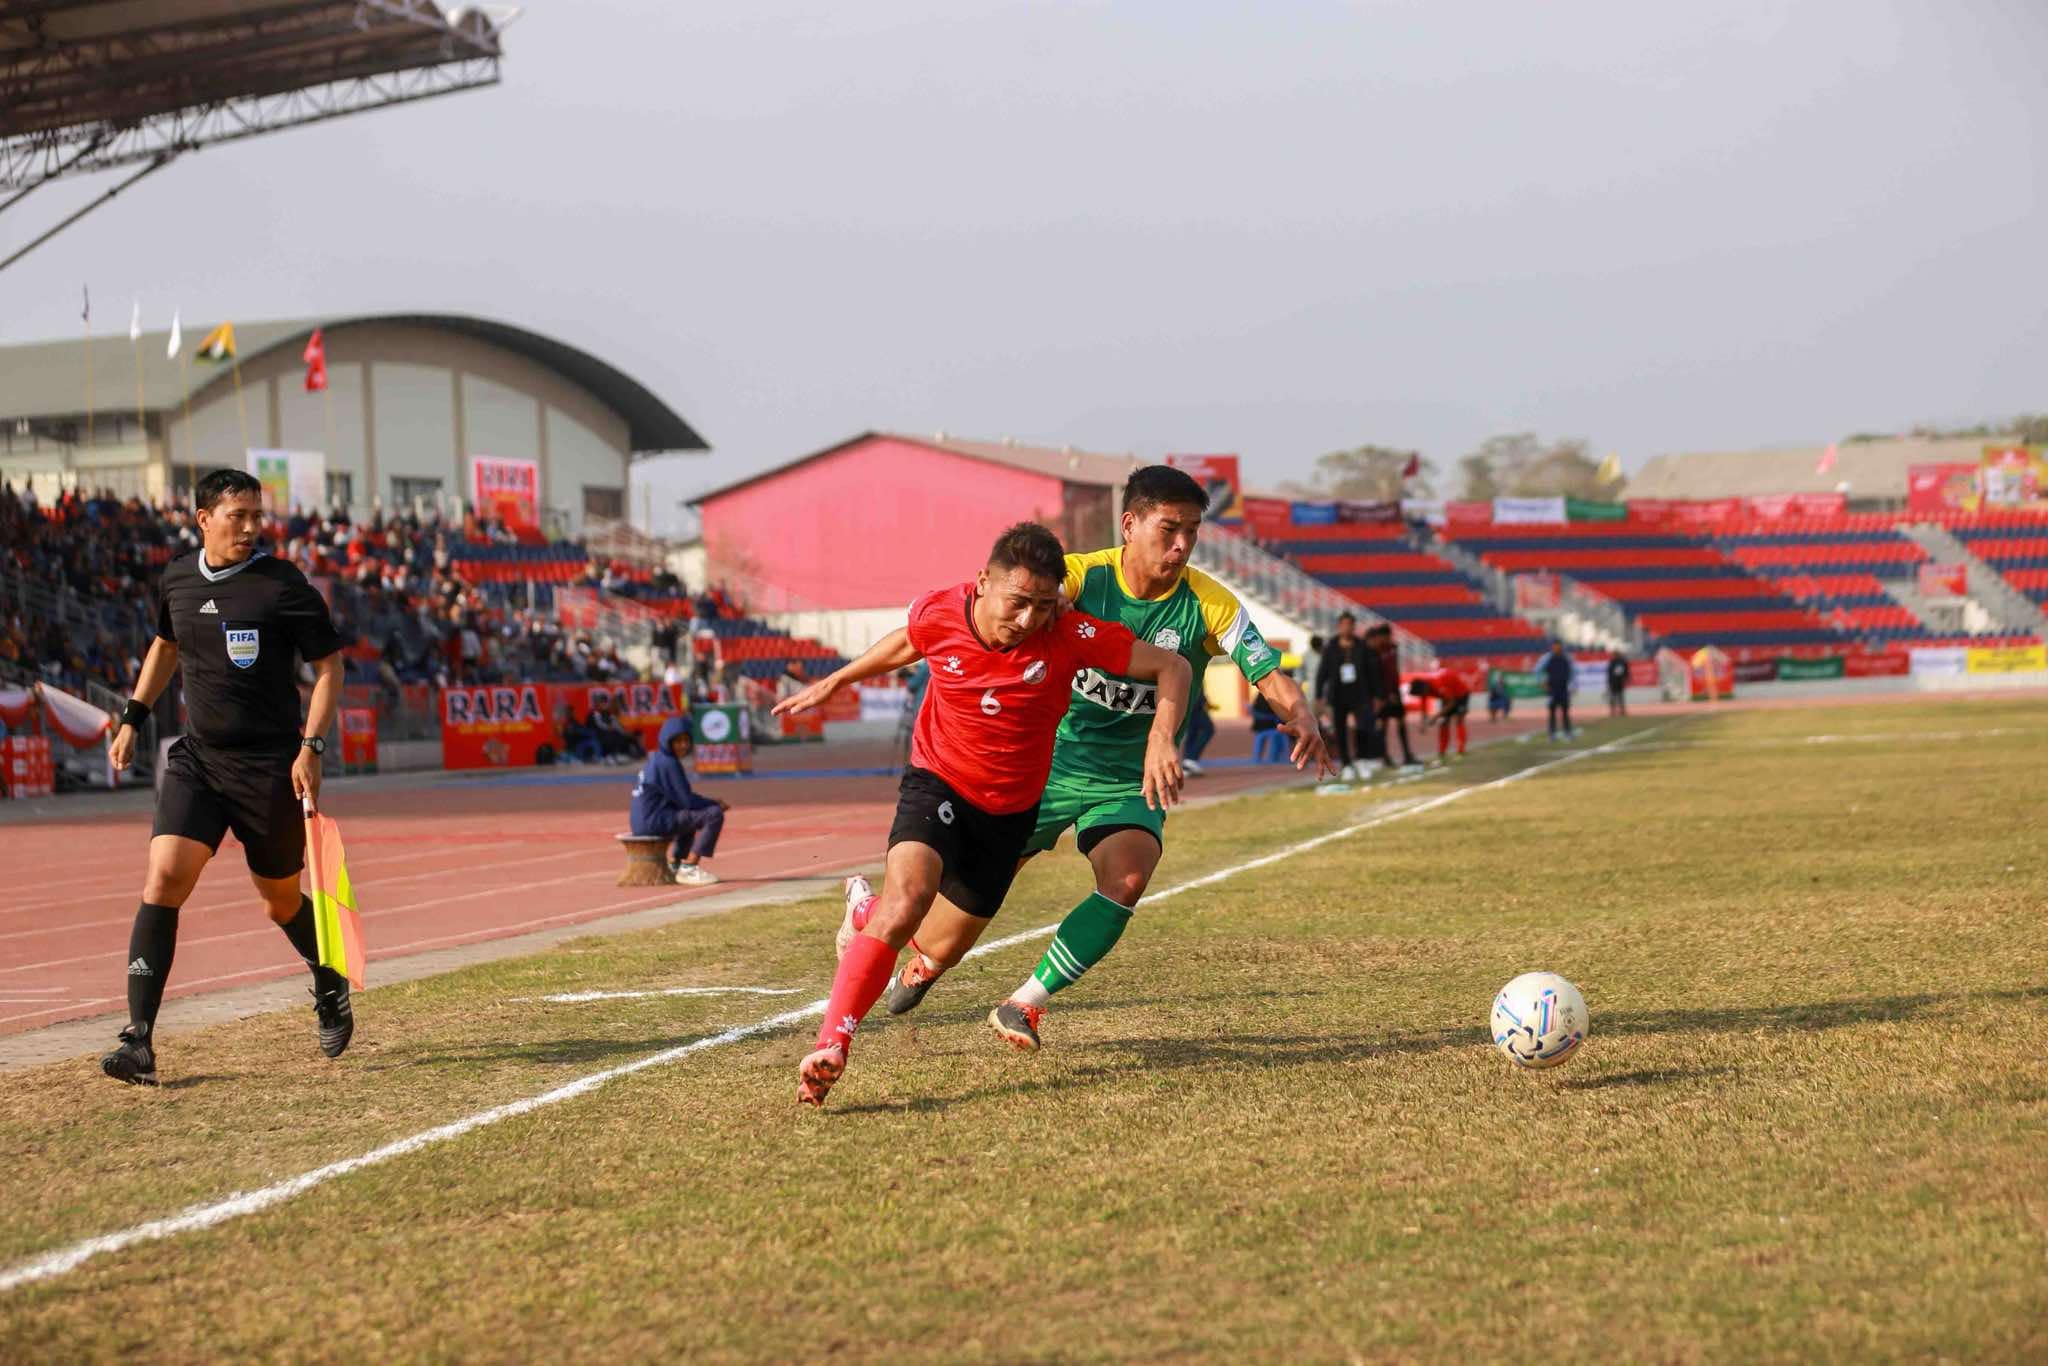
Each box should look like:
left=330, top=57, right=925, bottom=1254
left=1314, top=612, right=1381, bottom=782
left=101, top=469, right=349, bottom=1085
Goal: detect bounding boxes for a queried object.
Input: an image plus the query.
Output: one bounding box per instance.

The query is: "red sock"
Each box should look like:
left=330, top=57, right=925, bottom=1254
left=816, top=933, right=897, bottom=1053
left=1438, top=724, right=1450, bottom=758
left=1455, top=718, right=1468, bottom=754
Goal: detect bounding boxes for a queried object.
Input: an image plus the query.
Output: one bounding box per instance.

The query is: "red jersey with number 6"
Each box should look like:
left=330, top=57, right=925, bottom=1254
left=906, top=582, right=1136, bottom=815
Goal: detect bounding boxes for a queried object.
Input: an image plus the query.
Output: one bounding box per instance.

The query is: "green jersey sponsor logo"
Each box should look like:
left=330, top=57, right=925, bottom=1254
left=1071, top=667, right=1158, bottom=716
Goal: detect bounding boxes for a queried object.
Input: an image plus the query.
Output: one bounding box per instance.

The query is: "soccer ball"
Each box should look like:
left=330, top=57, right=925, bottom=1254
left=1490, top=972, right=1587, bottom=1069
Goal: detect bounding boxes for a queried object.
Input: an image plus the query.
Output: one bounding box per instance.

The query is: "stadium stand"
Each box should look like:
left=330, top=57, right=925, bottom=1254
left=1261, top=522, right=1550, bottom=660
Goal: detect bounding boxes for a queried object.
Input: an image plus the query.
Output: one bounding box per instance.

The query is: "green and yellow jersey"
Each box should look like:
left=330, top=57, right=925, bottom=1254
left=1052, top=546, right=1280, bottom=790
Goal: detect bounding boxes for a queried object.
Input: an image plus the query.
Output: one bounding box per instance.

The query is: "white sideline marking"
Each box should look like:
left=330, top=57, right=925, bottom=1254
left=524, top=987, right=804, bottom=1003
left=0, top=724, right=1662, bottom=1295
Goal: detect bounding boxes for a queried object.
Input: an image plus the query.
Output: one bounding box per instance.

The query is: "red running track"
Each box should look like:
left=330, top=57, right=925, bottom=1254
left=0, top=731, right=1295, bottom=1038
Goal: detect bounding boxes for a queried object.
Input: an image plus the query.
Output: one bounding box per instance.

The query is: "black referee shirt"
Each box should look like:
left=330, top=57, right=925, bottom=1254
left=154, top=551, right=342, bottom=750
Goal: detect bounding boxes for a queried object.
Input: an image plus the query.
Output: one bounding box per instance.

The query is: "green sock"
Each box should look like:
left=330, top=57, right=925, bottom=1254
left=1025, top=892, right=1134, bottom=1001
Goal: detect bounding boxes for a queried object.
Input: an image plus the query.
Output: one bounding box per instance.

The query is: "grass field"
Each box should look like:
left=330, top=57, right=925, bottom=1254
left=3, top=699, right=2045, bottom=1361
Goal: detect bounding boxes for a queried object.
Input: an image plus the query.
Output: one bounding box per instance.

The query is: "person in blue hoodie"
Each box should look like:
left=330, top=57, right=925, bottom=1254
left=631, top=715, right=728, bottom=885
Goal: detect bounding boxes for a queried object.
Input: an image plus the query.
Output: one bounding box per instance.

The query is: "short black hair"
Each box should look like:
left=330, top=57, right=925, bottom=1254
left=986, top=521, right=1066, bottom=583
left=1122, top=465, right=1208, bottom=519
left=1337, top=612, right=1356, bottom=625
left=195, top=468, right=262, bottom=512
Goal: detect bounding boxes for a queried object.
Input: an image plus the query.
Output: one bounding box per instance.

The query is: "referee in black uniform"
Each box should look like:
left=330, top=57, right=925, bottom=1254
left=101, top=469, right=350, bottom=1085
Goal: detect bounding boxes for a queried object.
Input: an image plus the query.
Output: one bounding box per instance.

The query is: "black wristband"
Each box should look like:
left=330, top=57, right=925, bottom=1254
left=120, top=699, right=149, bottom=730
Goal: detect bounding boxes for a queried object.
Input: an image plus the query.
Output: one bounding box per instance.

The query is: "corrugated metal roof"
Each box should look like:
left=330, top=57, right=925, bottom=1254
left=0, top=314, right=706, bottom=453
left=692, top=431, right=1143, bottom=505
left=1625, top=436, right=2008, bottom=500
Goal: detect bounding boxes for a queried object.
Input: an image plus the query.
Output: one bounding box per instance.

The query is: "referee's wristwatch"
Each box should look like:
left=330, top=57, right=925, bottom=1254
left=300, top=736, right=326, bottom=755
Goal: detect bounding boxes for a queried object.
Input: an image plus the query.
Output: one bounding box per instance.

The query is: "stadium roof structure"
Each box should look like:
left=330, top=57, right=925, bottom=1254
left=0, top=1, right=509, bottom=269
left=1626, top=436, right=2012, bottom=502
left=0, top=312, right=709, bottom=454
left=691, top=431, right=1145, bottom=506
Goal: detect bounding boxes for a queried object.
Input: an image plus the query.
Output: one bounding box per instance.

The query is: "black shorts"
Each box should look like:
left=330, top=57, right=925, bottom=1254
left=153, top=737, right=305, bottom=879
left=886, top=766, right=1037, bottom=919
left=1437, top=695, right=1471, bottom=721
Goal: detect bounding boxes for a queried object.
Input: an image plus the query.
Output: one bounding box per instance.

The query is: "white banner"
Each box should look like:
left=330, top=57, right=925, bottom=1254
left=1493, top=495, right=1567, bottom=525
left=1573, top=660, right=1610, bottom=694
left=858, top=685, right=909, bottom=723
left=246, top=448, right=327, bottom=514
left=1400, top=498, right=1446, bottom=527
left=1908, top=647, right=1968, bottom=677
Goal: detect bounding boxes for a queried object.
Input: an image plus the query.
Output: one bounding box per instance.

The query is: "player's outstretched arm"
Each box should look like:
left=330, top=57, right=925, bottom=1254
left=1125, top=641, right=1192, bottom=811
left=772, top=628, right=920, bottom=718
left=1255, top=668, right=1335, bottom=779
left=109, top=637, right=180, bottom=771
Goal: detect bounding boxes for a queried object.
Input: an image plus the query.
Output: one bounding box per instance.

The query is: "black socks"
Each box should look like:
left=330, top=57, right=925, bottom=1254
left=125, top=902, right=179, bottom=1030
left=278, top=893, right=320, bottom=966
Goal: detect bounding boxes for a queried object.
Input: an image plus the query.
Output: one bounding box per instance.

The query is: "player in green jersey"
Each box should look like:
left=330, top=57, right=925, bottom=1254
left=870, top=464, right=1333, bottom=1048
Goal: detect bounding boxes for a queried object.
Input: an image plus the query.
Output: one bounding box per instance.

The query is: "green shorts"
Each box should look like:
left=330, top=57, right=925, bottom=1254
left=1023, top=776, right=1166, bottom=857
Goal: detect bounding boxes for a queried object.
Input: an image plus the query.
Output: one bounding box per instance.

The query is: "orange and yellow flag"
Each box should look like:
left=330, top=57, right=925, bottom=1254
left=303, top=801, right=365, bottom=989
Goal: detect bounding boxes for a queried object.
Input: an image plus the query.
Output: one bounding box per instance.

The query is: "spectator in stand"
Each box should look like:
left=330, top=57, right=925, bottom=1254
left=1368, top=624, right=1419, bottom=770
left=1544, top=640, right=1576, bottom=741
left=1606, top=651, right=1630, bottom=718
left=690, top=624, right=719, bottom=693
left=662, top=654, right=686, bottom=690
left=629, top=716, right=727, bottom=885
left=1314, top=612, right=1380, bottom=783
left=558, top=703, right=602, bottom=763
left=585, top=693, right=643, bottom=763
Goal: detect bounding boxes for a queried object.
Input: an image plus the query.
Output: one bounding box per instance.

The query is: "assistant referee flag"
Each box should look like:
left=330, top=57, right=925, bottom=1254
left=303, top=799, right=365, bottom=989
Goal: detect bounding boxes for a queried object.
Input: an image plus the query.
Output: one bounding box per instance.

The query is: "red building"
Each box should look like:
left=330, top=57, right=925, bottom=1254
left=694, top=432, right=1140, bottom=610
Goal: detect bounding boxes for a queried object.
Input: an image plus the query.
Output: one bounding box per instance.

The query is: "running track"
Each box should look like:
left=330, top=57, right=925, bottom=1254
left=0, top=727, right=1288, bottom=1037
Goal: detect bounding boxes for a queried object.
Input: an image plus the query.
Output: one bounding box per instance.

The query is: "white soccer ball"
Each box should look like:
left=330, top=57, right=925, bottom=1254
left=1490, top=971, right=1587, bottom=1069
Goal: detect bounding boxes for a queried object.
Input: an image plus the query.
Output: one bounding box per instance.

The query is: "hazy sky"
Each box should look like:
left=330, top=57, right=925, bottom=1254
left=4, top=0, right=2043, bottom=529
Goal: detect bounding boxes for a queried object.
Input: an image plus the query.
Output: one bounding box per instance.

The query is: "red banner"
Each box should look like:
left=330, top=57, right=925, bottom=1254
left=440, top=684, right=555, bottom=769
left=340, top=707, right=378, bottom=771
left=1336, top=499, right=1402, bottom=524
left=1788, top=491, right=1847, bottom=517
left=1166, top=455, right=1243, bottom=521
left=471, top=456, right=540, bottom=528
left=1445, top=501, right=1493, bottom=527
left=1242, top=496, right=1292, bottom=538
left=1917, top=563, right=1967, bottom=599
left=554, top=681, right=690, bottom=748
left=1908, top=462, right=1979, bottom=515
left=1844, top=650, right=1910, bottom=678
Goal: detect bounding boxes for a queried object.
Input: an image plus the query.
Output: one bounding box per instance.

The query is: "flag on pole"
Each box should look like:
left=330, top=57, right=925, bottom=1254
left=81, top=285, right=90, bottom=324
left=128, top=300, right=142, bottom=343
left=303, top=328, right=328, bottom=393
left=1595, top=452, right=1621, bottom=484
left=1815, top=442, right=1838, bottom=475
left=303, top=799, right=366, bottom=989
left=196, top=321, right=237, bottom=364
left=1400, top=452, right=1421, bottom=480
left=166, top=310, right=182, bottom=359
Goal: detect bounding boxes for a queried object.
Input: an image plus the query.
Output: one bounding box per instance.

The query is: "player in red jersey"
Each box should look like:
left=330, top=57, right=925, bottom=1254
left=771, top=522, right=1193, bottom=1107
left=1407, top=666, right=1474, bottom=762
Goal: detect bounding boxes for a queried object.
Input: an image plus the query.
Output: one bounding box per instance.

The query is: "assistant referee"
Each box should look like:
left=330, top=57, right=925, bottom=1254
left=100, top=469, right=348, bottom=1085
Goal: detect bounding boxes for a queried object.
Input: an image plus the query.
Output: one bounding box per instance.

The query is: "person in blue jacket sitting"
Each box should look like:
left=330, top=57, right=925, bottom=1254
left=631, top=715, right=728, bottom=886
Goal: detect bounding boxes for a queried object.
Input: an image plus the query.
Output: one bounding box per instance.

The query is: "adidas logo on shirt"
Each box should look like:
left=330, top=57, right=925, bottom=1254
left=198, top=599, right=219, bottom=615
left=127, top=957, right=153, bottom=977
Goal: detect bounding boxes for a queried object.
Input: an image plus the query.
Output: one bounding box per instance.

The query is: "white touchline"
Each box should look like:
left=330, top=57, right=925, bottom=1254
left=0, top=724, right=1664, bottom=1295
left=524, top=987, right=804, bottom=1003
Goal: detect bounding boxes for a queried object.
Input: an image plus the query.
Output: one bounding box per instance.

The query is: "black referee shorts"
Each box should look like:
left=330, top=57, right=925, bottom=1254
left=153, top=738, right=305, bottom=880
left=886, top=766, right=1037, bottom=919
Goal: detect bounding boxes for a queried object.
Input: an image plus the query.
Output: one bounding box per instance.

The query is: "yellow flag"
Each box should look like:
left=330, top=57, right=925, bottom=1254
left=195, top=321, right=237, bottom=363
left=1595, top=453, right=1621, bottom=484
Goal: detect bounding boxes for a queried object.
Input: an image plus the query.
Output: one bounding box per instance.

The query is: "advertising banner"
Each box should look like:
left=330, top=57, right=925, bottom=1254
left=1978, top=445, right=2048, bottom=509
left=557, top=681, right=692, bottom=749
left=440, top=683, right=554, bottom=769
left=1731, top=657, right=1780, bottom=683
left=1907, top=462, right=1979, bottom=516
left=1626, top=499, right=1677, bottom=524
left=471, top=455, right=541, bottom=528
left=1909, top=647, right=1968, bottom=678
left=1776, top=656, right=1845, bottom=681
left=1748, top=493, right=1795, bottom=520
left=246, top=448, right=326, bottom=514
left=1789, top=491, right=1848, bottom=517
left=1489, top=668, right=1547, bottom=699
left=1289, top=500, right=1338, bottom=525
left=1572, top=660, right=1610, bottom=694
left=1166, top=455, right=1243, bottom=522
left=1513, top=573, right=1561, bottom=611
left=1844, top=651, right=1909, bottom=678
left=1565, top=496, right=1626, bottom=523
left=690, top=703, right=754, bottom=774
left=1336, top=499, right=1401, bottom=524
left=1493, top=496, right=1566, bottom=525
left=1445, top=501, right=1494, bottom=527
left=1965, top=642, right=2047, bottom=674
left=339, top=707, right=378, bottom=774
left=1917, top=563, right=1968, bottom=600
left=1242, top=496, right=1293, bottom=537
